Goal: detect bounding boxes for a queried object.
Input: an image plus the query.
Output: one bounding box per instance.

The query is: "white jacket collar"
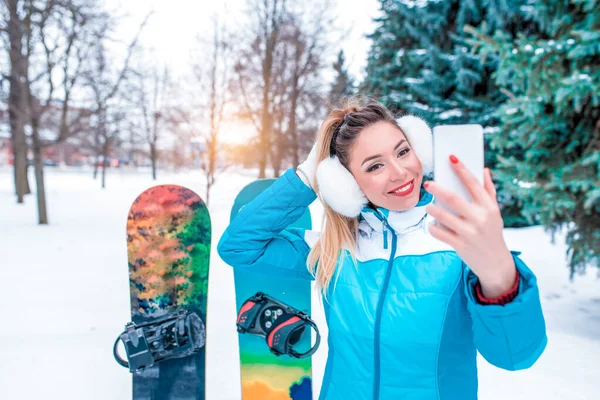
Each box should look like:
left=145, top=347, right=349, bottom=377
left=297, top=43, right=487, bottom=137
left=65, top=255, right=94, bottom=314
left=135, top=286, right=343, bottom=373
left=358, top=188, right=433, bottom=237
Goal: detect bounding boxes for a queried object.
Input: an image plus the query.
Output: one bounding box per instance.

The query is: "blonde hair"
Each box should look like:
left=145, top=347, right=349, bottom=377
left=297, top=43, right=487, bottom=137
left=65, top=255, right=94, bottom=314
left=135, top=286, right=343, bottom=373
left=307, top=96, right=400, bottom=297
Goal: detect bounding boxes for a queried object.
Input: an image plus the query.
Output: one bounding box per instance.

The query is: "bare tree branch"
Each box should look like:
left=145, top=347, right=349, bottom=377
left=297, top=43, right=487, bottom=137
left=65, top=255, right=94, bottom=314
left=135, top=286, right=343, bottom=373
left=102, top=11, right=151, bottom=103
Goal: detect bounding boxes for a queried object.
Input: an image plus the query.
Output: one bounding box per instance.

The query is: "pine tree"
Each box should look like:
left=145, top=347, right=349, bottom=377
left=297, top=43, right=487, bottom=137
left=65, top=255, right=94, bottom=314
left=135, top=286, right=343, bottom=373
left=361, top=0, right=538, bottom=227
left=362, top=0, right=434, bottom=111
left=330, top=50, right=354, bottom=104
left=362, top=0, right=544, bottom=125
left=468, top=0, right=600, bottom=275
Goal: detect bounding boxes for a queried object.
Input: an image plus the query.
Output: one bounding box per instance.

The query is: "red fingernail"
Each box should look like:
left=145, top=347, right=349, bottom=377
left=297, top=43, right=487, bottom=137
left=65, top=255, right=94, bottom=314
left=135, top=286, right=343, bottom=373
left=423, top=182, right=430, bottom=189
left=449, top=155, right=459, bottom=164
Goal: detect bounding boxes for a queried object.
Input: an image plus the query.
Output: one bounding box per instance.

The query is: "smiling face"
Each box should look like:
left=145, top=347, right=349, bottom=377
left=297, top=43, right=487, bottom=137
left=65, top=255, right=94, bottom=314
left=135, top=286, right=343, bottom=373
left=347, top=121, right=423, bottom=211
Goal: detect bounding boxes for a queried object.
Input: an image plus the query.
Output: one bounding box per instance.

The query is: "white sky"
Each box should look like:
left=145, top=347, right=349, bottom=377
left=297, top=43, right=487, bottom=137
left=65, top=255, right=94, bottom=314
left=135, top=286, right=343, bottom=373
left=103, top=0, right=380, bottom=82
left=102, top=0, right=380, bottom=145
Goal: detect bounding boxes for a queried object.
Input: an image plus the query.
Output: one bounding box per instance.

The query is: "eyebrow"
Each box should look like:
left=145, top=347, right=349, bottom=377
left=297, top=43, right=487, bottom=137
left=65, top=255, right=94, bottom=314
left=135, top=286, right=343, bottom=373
left=361, top=139, right=407, bottom=167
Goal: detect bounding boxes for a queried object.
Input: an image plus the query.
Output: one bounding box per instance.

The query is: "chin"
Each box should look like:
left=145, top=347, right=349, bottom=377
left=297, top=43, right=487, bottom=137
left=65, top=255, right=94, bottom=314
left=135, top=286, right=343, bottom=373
left=384, top=192, right=420, bottom=212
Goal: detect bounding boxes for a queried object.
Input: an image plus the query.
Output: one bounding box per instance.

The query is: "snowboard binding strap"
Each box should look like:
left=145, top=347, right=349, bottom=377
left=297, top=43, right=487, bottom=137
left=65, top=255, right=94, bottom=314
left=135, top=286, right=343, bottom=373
left=236, top=292, right=320, bottom=358
left=113, top=309, right=206, bottom=372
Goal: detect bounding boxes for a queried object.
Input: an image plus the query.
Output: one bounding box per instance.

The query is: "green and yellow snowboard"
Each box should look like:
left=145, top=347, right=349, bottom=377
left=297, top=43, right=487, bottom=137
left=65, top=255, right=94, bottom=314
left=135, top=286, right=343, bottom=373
left=230, top=179, right=313, bottom=400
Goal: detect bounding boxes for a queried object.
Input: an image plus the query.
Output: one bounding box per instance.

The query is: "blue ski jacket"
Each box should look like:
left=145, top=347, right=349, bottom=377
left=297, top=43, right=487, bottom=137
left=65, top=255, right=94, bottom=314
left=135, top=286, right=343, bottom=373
left=218, top=169, right=547, bottom=400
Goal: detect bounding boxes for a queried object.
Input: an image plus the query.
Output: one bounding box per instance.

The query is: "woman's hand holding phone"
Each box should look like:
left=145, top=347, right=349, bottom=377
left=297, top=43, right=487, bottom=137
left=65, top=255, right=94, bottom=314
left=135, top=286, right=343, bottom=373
left=424, top=130, right=517, bottom=299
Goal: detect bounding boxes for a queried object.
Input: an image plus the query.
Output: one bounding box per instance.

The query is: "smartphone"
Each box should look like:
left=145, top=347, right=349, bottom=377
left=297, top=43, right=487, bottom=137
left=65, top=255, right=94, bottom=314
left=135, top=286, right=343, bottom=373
left=432, top=124, right=484, bottom=216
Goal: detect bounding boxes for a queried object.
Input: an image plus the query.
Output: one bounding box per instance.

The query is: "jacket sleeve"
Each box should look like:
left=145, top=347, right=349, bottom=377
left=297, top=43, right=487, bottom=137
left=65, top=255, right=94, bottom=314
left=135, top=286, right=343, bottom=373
left=463, top=251, right=548, bottom=370
left=217, top=168, right=318, bottom=280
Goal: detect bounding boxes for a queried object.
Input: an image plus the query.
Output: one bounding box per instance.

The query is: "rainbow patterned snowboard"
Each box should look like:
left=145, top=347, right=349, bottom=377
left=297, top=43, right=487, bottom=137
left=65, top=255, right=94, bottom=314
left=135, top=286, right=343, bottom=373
left=230, top=179, right=313, bottom=400
left=127, top=185, right=211, bottom=399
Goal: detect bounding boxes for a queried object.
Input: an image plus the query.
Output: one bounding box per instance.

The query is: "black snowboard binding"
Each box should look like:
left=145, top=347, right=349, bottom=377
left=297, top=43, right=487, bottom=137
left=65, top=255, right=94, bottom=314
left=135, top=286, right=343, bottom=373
left=236, top=292, right=320, bottom=358
left=113, top=309, right=206, bottom=372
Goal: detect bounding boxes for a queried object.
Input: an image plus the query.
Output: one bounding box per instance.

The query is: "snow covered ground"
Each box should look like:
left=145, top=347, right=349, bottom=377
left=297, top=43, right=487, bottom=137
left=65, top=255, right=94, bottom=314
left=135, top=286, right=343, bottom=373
left=0, top=166, right=598, bottom=400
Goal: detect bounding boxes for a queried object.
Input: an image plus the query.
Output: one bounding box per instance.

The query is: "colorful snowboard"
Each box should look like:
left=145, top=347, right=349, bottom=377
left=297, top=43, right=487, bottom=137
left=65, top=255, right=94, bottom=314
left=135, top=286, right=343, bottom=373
left=229, top=179, right=313, bottom=400
left=127, top=185, right=211, bottom=399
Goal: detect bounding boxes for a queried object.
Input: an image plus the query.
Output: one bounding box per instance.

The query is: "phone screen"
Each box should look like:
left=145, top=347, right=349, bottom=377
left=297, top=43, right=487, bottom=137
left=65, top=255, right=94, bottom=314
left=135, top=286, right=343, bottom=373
left=432, top=124, right=484, bottom=216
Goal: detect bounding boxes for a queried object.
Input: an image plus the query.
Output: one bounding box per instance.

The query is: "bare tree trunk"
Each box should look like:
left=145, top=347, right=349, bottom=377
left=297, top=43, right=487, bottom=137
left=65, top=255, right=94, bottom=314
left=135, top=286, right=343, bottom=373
left=101, top=138, right=109, bottom=189
left=8, top=0, right=31, bottom=203
left=259, top=81, right=271, bottom=178
left=257, top=0, right=285, bottom=179
left=206, top=185, right=211, bottom=206
left=271, top=107, right=285, bottom=177
left=206, top=131, right=215, bottom=204
left=206, top=150, right=215, bottom=206
left=12, top=141, right=29, bottom=202
left=151, top=109, right=159, bottom=180
left=202, top=15, right=229, bottom=206
left=289, top=78, right=300, bottom=167
left=11, top=129, right=29, bottom=202
left=9, top=96, right=30, bottom=203
left=31, top=120, right=48, bottom=224
left=21, top=0, right=53, bottom=224
left=93, top=152, right=99, bottom=179
left=150, top=142, right=157, bottom=180
left=272, top=139, right=282, bottom=177
left=92, top=126, right=99, bottom=179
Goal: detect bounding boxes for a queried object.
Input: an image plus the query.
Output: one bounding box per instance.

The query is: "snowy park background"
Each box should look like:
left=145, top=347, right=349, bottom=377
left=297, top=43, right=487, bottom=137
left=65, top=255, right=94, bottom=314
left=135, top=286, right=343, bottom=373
left=1, top=0, right=599, bottom=399
left=0, top=166, right=599, bottom=400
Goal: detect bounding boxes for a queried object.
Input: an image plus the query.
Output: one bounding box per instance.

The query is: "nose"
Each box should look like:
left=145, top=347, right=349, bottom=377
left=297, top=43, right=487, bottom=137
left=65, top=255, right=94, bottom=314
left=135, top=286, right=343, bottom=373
left=389, top=158, right=408, bottom=182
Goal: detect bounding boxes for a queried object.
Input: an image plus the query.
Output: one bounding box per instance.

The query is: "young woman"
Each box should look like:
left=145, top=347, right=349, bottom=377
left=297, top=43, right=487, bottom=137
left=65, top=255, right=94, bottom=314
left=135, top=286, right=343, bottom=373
left=218, top=98, right=547, bottom=400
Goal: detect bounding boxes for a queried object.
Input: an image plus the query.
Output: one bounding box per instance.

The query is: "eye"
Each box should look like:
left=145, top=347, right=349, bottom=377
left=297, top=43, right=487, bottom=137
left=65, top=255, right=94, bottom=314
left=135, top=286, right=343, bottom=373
left=366, top=163, right=382, bottom=173
left=398, top=148, right=411, bottom=157
left=365, top=148, right=411, bottom=173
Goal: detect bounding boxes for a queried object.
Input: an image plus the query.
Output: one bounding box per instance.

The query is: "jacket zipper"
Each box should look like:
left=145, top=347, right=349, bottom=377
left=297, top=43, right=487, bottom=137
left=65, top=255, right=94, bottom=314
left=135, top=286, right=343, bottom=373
left=373, top=212, right=398, bottom=400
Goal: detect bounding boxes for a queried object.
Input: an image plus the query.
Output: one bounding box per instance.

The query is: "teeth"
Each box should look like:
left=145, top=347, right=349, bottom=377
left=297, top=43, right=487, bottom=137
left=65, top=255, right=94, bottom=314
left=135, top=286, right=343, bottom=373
left=393, top=182, right=412, bottom=193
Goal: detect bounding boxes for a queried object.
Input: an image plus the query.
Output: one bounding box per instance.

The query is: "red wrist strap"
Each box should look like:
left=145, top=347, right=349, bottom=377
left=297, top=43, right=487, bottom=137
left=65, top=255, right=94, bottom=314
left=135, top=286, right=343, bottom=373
left=475, top=270, right=520, bottom=305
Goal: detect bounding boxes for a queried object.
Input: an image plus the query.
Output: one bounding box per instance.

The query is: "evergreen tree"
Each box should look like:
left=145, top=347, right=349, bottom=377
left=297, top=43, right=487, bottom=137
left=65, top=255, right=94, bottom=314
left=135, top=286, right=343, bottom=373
left=362, top=0, right=536, bottom=126
left=330, top=50, right=355, bottom=104
left=362, top=0, right=538, bottom=227
left=362, top=0, right=434, bottom=112
left=468, top=0, right=600, bottom=275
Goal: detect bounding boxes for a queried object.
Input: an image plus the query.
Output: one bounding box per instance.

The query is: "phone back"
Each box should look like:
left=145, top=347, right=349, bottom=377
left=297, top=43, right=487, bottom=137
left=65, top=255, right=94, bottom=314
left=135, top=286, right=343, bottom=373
left=432, top=124, right=484, bottom=214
